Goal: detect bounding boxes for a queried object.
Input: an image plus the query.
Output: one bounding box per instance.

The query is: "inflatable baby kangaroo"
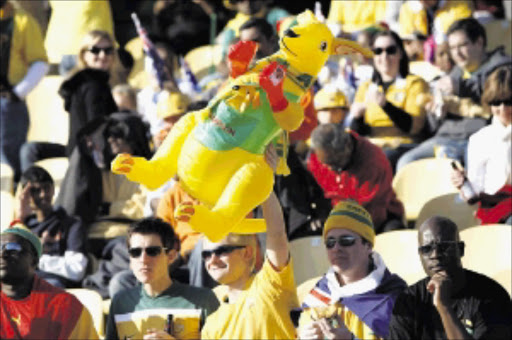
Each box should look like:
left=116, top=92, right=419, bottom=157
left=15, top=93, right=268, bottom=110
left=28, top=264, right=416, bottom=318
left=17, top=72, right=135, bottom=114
left=112, top=10, right=372, bottom=241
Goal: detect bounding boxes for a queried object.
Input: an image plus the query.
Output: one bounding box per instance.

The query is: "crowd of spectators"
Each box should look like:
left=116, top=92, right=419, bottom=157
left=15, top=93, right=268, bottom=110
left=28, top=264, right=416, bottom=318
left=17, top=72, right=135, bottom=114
left=1, top=0, right=511, bottom=339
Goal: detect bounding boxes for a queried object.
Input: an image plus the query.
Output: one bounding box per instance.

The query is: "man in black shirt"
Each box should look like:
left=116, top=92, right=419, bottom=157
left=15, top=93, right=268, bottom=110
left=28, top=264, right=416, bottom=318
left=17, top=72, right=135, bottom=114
left=388, top=216, right=511, bottom=339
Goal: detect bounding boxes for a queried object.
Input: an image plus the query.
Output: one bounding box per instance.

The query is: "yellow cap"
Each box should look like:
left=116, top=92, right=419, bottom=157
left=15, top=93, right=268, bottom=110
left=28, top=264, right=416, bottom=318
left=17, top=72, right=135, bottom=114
left=157, top=92, right=190, bottom=119
left=323, top=200, right=375, bottom=245
left=314, top=88, right=348, bottom=110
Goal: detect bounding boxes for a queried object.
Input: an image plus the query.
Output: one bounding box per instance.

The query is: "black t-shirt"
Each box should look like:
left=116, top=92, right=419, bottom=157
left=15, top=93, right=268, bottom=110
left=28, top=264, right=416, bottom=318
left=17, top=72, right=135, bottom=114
left=388, top=269, right=511, bottom=340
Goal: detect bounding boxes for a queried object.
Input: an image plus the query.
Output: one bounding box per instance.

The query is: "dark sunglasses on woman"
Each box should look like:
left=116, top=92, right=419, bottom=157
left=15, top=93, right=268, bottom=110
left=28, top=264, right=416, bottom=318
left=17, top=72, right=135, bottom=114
left=372, top=45, right=398, bottom=56
left=201, top=245, right=246, bottom=260
left=87, top=46, right=114, bottom=55
left=325, top=235, right=359, bottom=249
left=128, top=246, right=168, bottom=258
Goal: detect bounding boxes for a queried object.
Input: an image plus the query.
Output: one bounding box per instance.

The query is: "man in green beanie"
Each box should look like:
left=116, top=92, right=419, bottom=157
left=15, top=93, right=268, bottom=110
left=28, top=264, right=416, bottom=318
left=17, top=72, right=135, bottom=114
left=1, top=223, right=98, bottom=339
left=297, top=200, right=407, bottom=340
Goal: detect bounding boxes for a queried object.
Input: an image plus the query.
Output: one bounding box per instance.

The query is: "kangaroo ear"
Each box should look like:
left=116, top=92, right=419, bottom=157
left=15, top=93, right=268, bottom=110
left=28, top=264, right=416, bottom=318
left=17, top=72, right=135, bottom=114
left=331, top=38, right=374, bottom=58
left=296, top=10, right=318, bottom=25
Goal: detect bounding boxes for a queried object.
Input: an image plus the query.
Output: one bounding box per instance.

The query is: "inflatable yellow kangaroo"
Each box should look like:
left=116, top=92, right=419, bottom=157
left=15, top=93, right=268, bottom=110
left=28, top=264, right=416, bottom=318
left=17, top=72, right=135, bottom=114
left=112, top=10, right=372, bottom=241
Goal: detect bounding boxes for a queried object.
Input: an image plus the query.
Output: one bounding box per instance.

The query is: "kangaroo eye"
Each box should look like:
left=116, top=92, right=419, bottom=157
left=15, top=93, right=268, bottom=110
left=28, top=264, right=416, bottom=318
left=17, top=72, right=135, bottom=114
left=320, top=41, right=327, bottom=52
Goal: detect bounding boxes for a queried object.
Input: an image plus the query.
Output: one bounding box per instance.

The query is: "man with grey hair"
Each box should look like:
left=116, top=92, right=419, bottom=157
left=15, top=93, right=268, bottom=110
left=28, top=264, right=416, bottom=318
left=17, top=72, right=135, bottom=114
left=200, top=191, right=299, bottom=339
left=307, top=124, right=405, bottom=233
left=388, top=216, right=511, bottom=339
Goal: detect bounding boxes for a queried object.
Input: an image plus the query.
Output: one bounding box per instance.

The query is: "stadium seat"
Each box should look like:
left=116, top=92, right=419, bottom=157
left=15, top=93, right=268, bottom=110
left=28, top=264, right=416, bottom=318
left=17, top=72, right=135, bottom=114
left=1, top=162, right=13, bottom=194
left=1, top=191, right=14, bottom=231
left=460, top=225, right=512, bottom=293
left=67, top=288, right=105, bottom=338
left=415, top=193, right=479, bottom=231
left=184, top=44, right=223, bottom=80
left=289, top=236, right=330, bottom=286
left=34, top=157, right=69, bottom=199
left=297, top=276, right=321, bottom=304
left=373, top=230, right=425, bottom=285
left=492, top=269, right=512, bottom=296
left=25, top=75, right=69, bottom=145
left=393, top=158, right=458, bottom=222
left=483, top=19, right=512, bottom=56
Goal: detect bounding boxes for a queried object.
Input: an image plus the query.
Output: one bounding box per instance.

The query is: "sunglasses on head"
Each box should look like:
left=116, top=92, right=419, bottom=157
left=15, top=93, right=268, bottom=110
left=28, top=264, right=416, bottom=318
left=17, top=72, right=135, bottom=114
left=201, top=245, right=246, bottom=260
left=0, top=242, right=24, bottom=256
left=489, top=98, right=512, bottom=107
left=325, top=235, right=359, bottom=249
left=418, top=241, right=461, bottom=256
left=128, top=246, right=167, bottom=258
left=372, top=46, right=398, bottom=56
left=87, top=46, right=114, bottom=55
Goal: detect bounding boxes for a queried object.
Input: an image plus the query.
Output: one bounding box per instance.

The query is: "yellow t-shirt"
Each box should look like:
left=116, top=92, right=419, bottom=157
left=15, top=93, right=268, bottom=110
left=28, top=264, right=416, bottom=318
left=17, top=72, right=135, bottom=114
left=299, top=304, right=382, bottom=340
left=0, top=4, right=47, bottom=85
left=44, top=0, right=115, bottom=63
left=354, top=75, right=430, bottom=146
left=201, top=258, right=299, bottom=339
left=327, top=0, right=387, bottom=33
left=398, top=0, right=472, bottom=42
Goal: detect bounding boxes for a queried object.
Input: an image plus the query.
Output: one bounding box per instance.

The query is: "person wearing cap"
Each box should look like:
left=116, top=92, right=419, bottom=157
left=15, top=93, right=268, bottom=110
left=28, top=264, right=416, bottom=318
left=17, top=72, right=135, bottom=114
left=154, top=91, right=190, bottom=148
left=298, top=200, right=407, bottom=340
left=1, top=223, right=98, bottom=339
left=314, top=87, right=350, bottom=125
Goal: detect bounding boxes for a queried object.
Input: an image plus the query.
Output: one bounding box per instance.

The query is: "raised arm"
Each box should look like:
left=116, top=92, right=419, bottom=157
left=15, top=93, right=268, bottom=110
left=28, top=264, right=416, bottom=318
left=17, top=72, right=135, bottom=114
left=262, top=190, right=289, bottom=270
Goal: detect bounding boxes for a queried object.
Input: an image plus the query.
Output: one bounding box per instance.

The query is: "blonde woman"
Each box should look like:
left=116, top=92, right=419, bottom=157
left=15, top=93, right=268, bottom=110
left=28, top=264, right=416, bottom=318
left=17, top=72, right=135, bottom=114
left=20, top=31, right=118, bottom=171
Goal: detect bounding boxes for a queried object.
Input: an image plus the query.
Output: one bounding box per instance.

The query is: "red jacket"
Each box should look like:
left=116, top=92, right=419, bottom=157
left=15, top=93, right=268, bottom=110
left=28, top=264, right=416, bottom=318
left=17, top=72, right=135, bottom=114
left=308, top=131, right=404, bottom=231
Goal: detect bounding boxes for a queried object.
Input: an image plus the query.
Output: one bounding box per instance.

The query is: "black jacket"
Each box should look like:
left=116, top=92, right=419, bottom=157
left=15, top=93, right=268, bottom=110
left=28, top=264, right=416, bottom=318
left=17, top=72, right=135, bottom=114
left=59, top=68, right=117, bottom=155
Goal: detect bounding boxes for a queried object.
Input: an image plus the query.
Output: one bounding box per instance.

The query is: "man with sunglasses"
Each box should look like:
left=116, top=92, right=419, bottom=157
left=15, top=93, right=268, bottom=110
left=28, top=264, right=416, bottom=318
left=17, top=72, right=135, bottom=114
left=389, top=216, right=511, bottom=339
left=298, top=200, right=407, bottom=340
left=200, top=191, right=300, bottom=339
left=1, top=223, right=98, bottom=339
left=105, top=217, right=219, bottom=340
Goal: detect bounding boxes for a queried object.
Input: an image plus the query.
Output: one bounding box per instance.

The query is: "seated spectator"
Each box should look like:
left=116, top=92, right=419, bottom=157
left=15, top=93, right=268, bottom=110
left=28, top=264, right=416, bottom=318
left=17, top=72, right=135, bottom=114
left=388, top=216, right=511, bottom=339
left=309, top=124, right=405, bottom=234
left=397, top=18, right=512, bottom=170
left=238, top=17, right=279, bottom=61
left=20, top=30, right=118, bottom=172
left=349, top=30, right=430, bottom=170
left=218, top=0, right=289, bottom=59
left=112, top=84, right=138, bottom=113
left=314, top=87, right=350, bottom=125
left=105, top=218, right=219, bottom=340
left=15, top=166, right=87, bottom=288
left=325, top=0, right=388, bottom=38
left=398, top=0, right=472, bottom=45
left=402, top=32, right=427, bottom=62
left=298, top=200, right=407, bottom=340
left=434, top=41, right=455, bottom=74
left=1, top=223, right=98, bottom=339
left=55, top=112, right=150, bottom=238
left=200, top=191, right=299, bottom=339
left=450, top=66, right=512, bottom=225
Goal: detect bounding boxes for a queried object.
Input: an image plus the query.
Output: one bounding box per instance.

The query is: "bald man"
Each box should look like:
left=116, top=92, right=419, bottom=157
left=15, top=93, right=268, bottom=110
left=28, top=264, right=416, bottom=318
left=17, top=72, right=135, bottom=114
left=388, top=216, right=511, bottom=339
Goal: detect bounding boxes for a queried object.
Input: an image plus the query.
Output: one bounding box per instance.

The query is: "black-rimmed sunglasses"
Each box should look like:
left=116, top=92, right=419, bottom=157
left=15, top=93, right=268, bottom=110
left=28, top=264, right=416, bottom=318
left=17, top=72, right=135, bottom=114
left=325, top=235, right=358, bottom=249
left=0, top=242, right=24, bottom=256
left=87, top=46, right=114, bottom=55
left=128, top=246, right=168, bottom=258
left=418, top=241, right=461, bottom=256
left=489, top=98, right=512, bottom=107
left=372, top=46, right=398, bottom=56
left=201, top=245, right=246, bottom=260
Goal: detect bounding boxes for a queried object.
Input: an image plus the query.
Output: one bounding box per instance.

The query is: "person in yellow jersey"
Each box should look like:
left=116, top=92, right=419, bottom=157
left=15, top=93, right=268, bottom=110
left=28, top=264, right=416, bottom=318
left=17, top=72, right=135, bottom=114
left=349, top=30, right=430, bottom=171
left=399, top=0, right=472, bottom=44
left=0, top=0, right=48, bottom=182
left=298, top=200, right=406, bottom=340
left=200, top=146, right=299, bottom=339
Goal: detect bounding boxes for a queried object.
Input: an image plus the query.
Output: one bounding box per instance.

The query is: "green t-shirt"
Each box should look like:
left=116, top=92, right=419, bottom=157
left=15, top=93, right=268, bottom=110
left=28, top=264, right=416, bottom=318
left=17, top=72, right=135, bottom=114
left=106, top=282, right=219, bottom=340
